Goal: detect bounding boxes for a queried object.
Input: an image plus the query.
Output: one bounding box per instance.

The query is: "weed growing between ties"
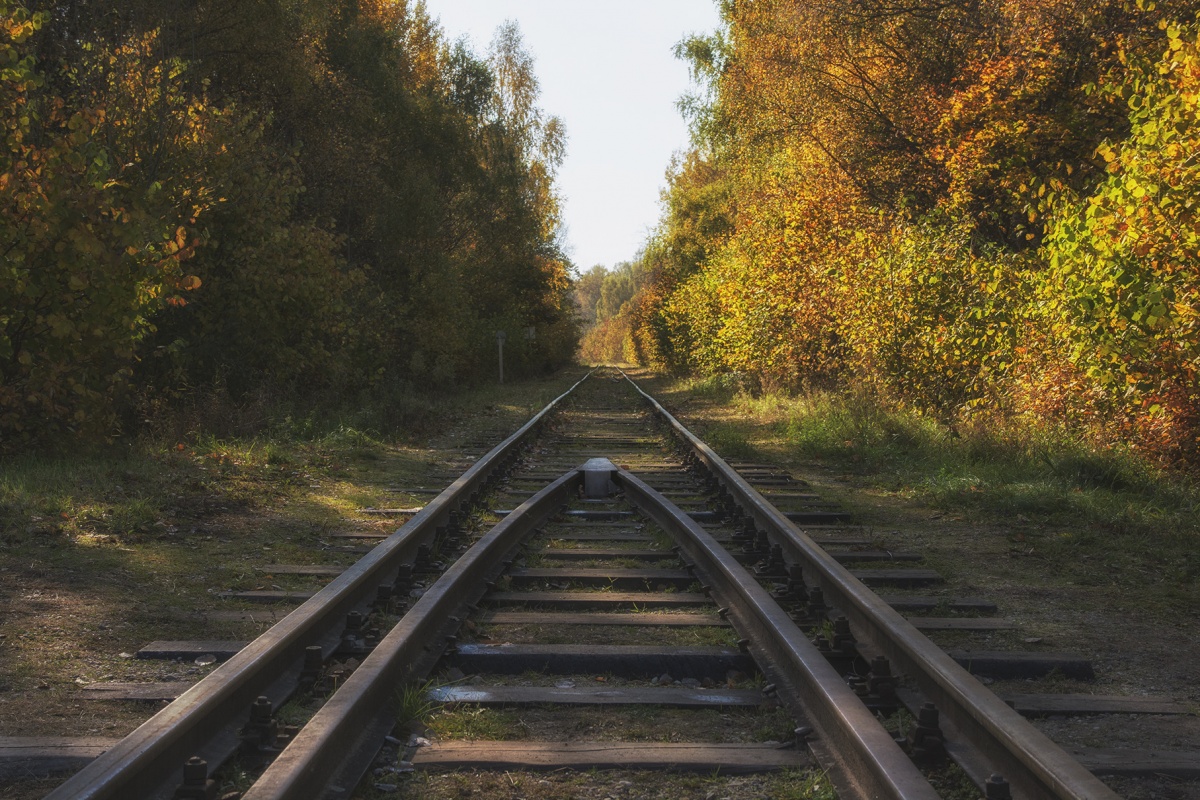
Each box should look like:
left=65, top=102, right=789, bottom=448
left=394, top=680, right=441, bottom=731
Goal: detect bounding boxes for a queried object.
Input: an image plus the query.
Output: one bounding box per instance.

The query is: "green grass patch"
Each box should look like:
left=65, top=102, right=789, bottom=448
left=427, top=707, right=528, bottom=740
left=654, top=377, right=1200, bottom=611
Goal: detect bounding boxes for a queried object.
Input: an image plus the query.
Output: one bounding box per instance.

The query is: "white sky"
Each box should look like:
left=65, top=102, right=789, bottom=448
left=421, top=0, right=721, bottom=272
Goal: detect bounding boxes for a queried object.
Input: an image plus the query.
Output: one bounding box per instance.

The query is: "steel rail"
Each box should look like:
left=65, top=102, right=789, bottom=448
left=241, top=469, right=582, bottom=800
left=46, top=372, right=592, bottom=800
left=622, top=370, right=1120, bottom=800
left=615, top=468, right=941, bottom=800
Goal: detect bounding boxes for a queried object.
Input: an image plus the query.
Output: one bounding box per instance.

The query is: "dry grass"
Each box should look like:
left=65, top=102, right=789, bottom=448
left=0, top=369, right=588, bottom=797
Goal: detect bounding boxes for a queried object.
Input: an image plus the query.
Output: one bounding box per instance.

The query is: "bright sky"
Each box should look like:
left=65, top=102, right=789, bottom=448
left=421, top=0, right=721, bottom=272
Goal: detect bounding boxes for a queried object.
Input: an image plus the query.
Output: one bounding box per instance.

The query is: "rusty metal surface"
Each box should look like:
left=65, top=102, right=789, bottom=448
left=44, top=373, right=591, bottom=800
left=240, top=469, right=581, bottom=800
left=622, top=370, right=1121, bottom=800
left=616, top=469, right=941, bottom=800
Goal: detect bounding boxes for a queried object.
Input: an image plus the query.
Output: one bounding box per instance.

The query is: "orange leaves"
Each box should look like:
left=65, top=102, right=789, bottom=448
left=633, top=0, right=1200, bottom=463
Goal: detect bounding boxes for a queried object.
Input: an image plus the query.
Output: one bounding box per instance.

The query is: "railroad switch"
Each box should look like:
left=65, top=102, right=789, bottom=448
left=414, top=543, right=444, bottom=574
left=867, top=656, right=897, bottom=701
left=173, top=756, right=218, bottom=800
left=754, top=545, right=789, bottom=579
left=905, top=702, right=947, bottom=766
left=317, top=665, right=347, bottom=694
left=985, top=773, right=1012, bottom=799
left=792, top=586, right=829, bottom=627
left=783, top=563, right=808, bottom=599
left=336, top=610, right=380, bottom=657
left=580, top=457, right=618, bottom=498
left=847, top=656, right=900, bottom=713
left=832, top=616, right=857, bottom=656
left=374, top=583, right=396, bottom=614
left=742, top=528, right=770, bottom=556
left=437, top=527, right=463, bottom=552
left=298, top=645, right=324, bottom=689
left=813, top=616, right=860, bottom=671
left=731, top=519, right=756, bottom=545
left=241, top=696, right=298, bottom=756
left=394, top=564, right=413, bottom=595
left=718, top=493, right=741, bottom=520
left=755, top=529, right=771, bottom=553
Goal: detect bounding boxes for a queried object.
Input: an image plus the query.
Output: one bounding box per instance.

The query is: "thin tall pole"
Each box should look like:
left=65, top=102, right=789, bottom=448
left=496, top=330, right=507, bottom=383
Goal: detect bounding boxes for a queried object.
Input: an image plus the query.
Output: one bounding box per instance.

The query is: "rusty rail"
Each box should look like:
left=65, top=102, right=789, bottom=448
left=615, top=468, right=941, bottom=800
left=241, top=470, right=581, bottom=800
left=45, top=372, right=592, bottom=800
left=622, top=369, right=1120, bottom=800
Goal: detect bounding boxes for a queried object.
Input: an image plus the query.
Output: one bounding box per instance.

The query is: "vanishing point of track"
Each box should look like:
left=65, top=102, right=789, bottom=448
left=43, top=370, right=1139, bottom=798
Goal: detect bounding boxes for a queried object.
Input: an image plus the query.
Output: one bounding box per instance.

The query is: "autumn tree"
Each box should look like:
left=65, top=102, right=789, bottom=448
left=631, top=0, right=1200, bottom=461
left=3, top=0, right=578, bottom=447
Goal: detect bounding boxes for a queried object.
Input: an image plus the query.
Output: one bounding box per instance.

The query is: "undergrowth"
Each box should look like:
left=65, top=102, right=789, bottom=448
left=665, top=375, right=1200, bottom=609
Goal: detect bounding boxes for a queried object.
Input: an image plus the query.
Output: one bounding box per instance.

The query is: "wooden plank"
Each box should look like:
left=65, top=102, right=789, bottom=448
left=544, top=533, right=651, bottom=542
left=849, top=568, right=942, bottom=587
left=136, top=641, right=247, bottom=660
left=812, top=538, right=876, bottom=548
left=412, top=741, right=807, bottom=773
left=217, top=590, right=314, bottom=603
left=428, top=685, right=762, bottom=708
left=485, top=591, right=711, bottom=609
left=328, top=532, right=390, bottom=540
left=79, top=682, right=192, bottom=701
left=1071, top=747, right=1200, bottom=777
left=906, top=617, right=1013, bottom=632
left=561, top=510, right=635, bottom=520
left=189, top=609, right=292, bottom=624
left=948, top=651, right=1094, bottom=680
left=508, top=567, right=695, bottom=590
left=256, top=564, right=345, bottom=576
left=0, top=737, right=122, bottom=780
left=785, top=510, right=852, bottom=523
left=358, top=507, right=422, bottom=515
left=1002, top=694, right=1190, bottom=717
left=481, top=611, right=727, bottom=627
left=825, top=550, right=923, bottom=563
left=451, top=643, right=755, bottom=678
left=880, top=596, right=998, bottom=613
left=538, top=548, right=676, bottom=561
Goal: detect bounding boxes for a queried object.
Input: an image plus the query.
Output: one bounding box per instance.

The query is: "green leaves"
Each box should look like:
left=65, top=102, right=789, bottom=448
left=2, top=0, right=579, bottom=448
left=631, top=1, right=1200, bottom=462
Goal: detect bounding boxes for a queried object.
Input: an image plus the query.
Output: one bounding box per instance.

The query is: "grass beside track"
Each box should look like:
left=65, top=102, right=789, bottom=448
left=5, top=365, right=1196, bottom=799
left=642, top=372, right=1200, bottom=615
left=0, top=369, right=588, bottom=800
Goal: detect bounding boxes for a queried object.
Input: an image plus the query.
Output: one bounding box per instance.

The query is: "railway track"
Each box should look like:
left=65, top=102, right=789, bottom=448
left=23, top=368, right=1194, bottom=798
